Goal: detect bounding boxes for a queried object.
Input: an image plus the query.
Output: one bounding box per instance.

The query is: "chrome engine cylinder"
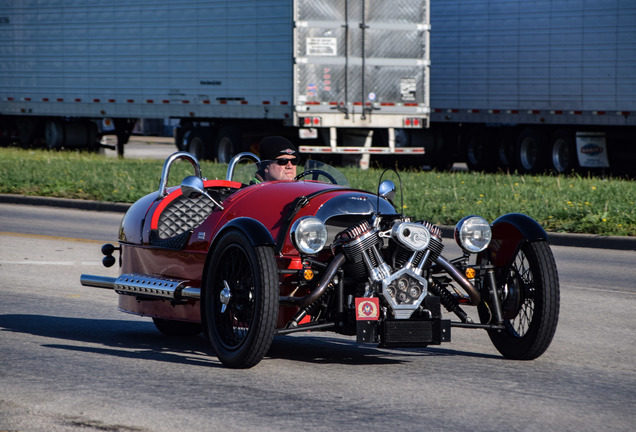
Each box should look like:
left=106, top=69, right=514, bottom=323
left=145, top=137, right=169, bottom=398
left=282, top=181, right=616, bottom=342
left=336, top=221, right=388, bottom=282
left=335, top=219, right=442, bottom=319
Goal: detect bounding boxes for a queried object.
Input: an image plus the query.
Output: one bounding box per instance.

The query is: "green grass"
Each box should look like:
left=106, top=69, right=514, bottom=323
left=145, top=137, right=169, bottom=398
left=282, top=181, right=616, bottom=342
left=1, top=147, right=634, bottom=236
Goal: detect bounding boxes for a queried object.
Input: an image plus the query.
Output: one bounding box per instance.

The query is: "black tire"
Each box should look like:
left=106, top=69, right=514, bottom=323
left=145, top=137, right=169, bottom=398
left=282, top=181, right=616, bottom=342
left=214, top=126, right=242, bottom=163
left=495, top=129, right=517, bottom=171
left=549, top=129, right=578, bottom=173
left=465, top=128, right=496, bottom=172
left=424, top=128, right=456, bottom=171
left=203, top=230, right=278, bottom=368
left=152, top=318, right=201, bottom=336
left=183, top=129, right=207, bottom=161
left=479, top=241, right=560, bottom=360
left=45, top=120, right=64, bottom=149
left=515, top=128, right=548, bottom=173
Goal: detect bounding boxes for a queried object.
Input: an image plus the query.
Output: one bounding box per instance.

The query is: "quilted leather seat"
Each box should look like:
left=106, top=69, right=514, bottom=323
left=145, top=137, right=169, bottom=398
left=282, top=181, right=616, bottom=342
left=149, top=194, right=216, bottom=249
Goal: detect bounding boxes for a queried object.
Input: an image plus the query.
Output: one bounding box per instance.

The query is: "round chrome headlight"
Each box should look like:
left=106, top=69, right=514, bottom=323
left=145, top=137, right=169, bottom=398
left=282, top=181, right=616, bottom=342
left=291, top=217, right=328, bottom=254
left=454, top=216, right=492, bottom=253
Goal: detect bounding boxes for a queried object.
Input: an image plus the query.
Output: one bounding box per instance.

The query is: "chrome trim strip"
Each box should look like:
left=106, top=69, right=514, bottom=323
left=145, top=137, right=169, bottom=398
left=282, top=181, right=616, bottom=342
left=81, top=273, right=201, bottom=301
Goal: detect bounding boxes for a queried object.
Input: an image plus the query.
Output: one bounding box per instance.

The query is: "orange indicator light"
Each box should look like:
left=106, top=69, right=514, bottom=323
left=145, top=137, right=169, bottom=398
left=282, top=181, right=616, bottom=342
left=303, top=269, right=314, bottom=281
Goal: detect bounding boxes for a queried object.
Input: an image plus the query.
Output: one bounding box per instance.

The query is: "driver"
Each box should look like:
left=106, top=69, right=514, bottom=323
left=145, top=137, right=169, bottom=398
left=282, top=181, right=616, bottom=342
left=252, top=136, right=300, bottom=183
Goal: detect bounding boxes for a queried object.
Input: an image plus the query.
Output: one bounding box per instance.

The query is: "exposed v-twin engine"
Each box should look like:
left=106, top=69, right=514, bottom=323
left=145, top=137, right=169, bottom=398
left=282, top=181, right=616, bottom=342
left=334, top=219, right=444, bottom=318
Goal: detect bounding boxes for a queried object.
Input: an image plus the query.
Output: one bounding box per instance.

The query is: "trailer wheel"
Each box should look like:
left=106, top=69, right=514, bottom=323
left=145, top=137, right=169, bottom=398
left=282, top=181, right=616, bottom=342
left=496, top=129, right=516, bottom=171
left=45, top=120, right=64, bottom=149
left=515, top=128, right=548, bottom=173
left=214, top=126, right=242, bottom=163
left=549, top=129, right=578, bottom=173
left=429, top=128, right=456, bottom=171
left=465, top=128, right=496, bottom=172
left=183, top=129, right=207, bottom=161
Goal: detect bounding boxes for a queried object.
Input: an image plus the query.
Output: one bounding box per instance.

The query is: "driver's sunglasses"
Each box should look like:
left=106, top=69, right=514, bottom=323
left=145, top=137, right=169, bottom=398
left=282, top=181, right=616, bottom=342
left=275, top=157, right=299, bottom=166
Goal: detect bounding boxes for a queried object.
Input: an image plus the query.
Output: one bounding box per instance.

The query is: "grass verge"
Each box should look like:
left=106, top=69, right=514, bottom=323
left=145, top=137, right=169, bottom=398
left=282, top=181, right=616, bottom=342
left=1, top=147, right=634, bottom=236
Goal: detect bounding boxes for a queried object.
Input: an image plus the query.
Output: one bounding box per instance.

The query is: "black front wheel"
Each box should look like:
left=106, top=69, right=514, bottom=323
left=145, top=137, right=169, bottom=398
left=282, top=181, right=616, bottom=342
left=203, top=230, right=278, bottom=368
left=479, top=240, right=560, bottom=360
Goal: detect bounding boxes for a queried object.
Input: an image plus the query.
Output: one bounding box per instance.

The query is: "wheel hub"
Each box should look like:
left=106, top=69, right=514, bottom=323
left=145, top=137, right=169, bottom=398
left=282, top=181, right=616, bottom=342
left=501, top=271, right=524, bottom=320
left=552, top=138, right=569, bottom=172
left=220, top=280, right=232, bottom=313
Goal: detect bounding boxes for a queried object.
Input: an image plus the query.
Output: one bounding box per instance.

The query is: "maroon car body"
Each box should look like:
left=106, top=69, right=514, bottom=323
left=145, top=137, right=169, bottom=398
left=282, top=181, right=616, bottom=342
left=82, top=152, right=559, bottom=368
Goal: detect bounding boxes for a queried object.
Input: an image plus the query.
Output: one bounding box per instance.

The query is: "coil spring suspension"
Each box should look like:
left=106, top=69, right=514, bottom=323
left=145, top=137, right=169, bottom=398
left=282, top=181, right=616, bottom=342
left=287, top=282, right=336, bottom=328
left=429, top=282, right=469, bottom=323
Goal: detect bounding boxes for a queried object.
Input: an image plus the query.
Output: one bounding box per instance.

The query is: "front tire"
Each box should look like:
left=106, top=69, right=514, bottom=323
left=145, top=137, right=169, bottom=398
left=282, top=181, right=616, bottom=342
left=203, top=230, right=278, bottom=368
left=480, top=241, right=560, bottom=360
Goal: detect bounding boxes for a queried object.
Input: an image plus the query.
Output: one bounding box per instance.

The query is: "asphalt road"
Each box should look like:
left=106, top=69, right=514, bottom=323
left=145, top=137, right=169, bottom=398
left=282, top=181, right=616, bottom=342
left=0, top=204, right=635, bottom=431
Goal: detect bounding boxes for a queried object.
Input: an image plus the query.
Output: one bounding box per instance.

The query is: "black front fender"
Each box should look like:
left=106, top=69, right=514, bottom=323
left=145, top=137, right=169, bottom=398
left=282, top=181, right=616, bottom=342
left=481, top=213, right=549, bottom=267
left=213, top=217, right=275, bottom=248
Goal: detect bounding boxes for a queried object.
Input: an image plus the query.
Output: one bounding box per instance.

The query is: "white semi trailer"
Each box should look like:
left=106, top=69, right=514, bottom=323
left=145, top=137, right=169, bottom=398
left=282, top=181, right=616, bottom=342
left=0, top=0, right=430, bottom=168
left=422, top=0, right=636, bottom=175
left=2, top=1, right=633, bottom=175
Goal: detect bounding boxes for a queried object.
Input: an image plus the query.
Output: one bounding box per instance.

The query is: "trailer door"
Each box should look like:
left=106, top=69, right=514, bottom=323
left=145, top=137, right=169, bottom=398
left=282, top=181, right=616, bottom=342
left=294, top=0, right=430, bottom=128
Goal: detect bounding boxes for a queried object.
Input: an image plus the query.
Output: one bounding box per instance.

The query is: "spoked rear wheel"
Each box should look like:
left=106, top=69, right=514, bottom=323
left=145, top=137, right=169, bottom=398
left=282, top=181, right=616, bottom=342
left=203, top=230, right=278, bottom=368
left=480, top=241, right=560, bottom=360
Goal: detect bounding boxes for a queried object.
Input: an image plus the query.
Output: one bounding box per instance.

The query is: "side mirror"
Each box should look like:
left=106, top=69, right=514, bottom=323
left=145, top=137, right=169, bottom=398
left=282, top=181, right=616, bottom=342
left=180, top=175, right=225, bottom=210
left=379, top=180, right=396, bottom=202
left=180, top=175, right=206, bottom=199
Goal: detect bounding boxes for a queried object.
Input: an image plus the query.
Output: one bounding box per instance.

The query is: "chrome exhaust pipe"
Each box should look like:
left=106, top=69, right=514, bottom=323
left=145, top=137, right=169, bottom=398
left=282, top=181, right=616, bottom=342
left=80, top=273, right=200, bottom=300
left=80, top=274, right=116, bottom=289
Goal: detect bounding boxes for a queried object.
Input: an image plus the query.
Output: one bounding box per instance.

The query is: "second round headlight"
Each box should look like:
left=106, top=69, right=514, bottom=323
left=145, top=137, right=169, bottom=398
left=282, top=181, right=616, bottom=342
left=291, top=217, right=328, bottom=254
left=454, top=215, right=492, bottom=253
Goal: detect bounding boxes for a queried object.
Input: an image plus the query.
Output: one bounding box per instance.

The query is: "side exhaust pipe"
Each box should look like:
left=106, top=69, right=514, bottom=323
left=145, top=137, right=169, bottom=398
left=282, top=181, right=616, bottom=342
left=279, top=253, right=346, bottom=308
left=80, top=274, right=116, bottom=289
left=80, top=273, right=200, bottom=300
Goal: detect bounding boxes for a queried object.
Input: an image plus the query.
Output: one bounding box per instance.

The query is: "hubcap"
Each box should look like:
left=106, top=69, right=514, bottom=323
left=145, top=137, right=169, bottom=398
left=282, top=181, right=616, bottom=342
left=220, top=280, right=232, bottom=313
left=552, top=138, right=569, bottom=172
left=520, top=137, right=537, bottom=170
left=217, top=137, right=233, bottom=164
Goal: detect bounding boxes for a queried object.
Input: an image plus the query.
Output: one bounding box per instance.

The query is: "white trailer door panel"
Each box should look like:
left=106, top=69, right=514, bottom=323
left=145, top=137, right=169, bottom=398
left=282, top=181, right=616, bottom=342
left=294, top=0, right=430, bottom=127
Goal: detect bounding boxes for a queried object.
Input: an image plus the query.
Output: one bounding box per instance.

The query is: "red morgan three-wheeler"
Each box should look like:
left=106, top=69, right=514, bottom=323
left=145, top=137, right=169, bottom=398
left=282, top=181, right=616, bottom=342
left=81, top=151, right=559, bottom=368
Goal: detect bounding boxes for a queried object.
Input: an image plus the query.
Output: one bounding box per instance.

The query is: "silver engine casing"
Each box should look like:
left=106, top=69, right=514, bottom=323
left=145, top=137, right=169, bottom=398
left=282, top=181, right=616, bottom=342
left=336, top=220, right=443, bottom=319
